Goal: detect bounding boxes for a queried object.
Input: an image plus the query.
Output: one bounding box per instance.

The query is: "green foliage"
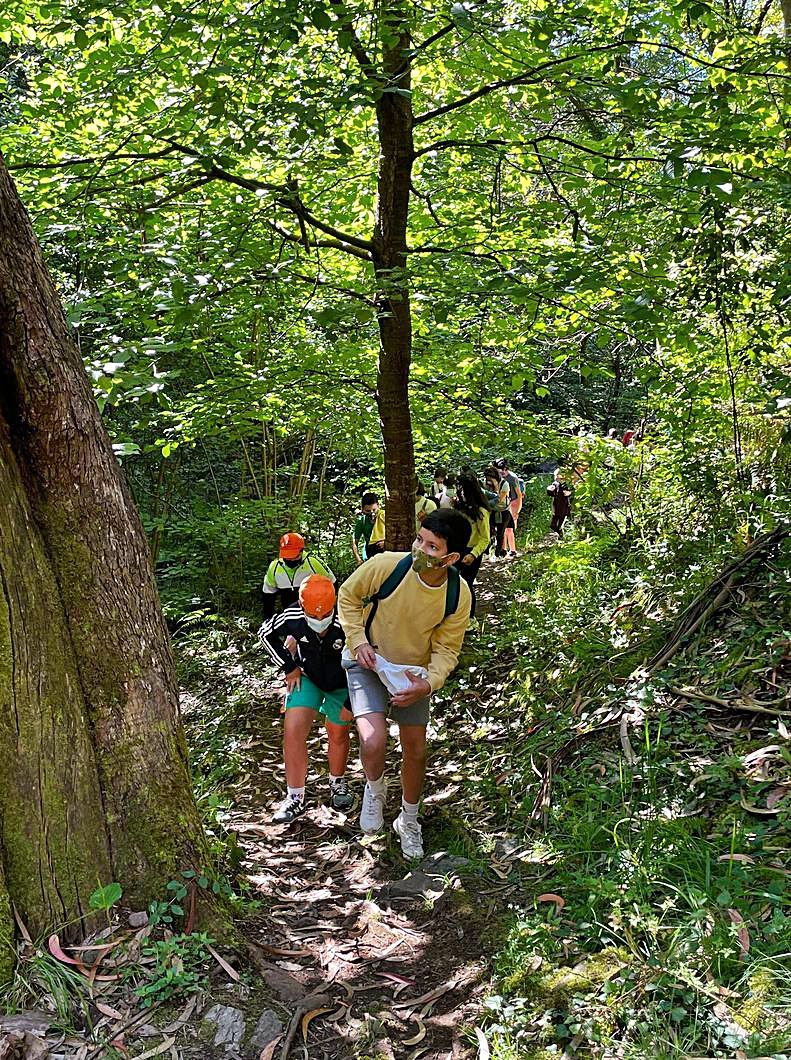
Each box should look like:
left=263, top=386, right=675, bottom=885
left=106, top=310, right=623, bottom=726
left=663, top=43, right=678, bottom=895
left=88, top=881, right=122, bottom=912
left=134, top=932, right=215, bottom=1007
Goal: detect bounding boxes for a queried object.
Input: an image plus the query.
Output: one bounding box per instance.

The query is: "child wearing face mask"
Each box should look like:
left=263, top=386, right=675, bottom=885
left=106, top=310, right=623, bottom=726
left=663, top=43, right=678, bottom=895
left=262, top=532, right=335, bottom=618
left=260, top=575, right=354, bottom=823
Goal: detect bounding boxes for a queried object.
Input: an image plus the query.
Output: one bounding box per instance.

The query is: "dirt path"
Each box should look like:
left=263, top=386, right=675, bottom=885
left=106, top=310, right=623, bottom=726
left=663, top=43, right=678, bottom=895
left=205, top=555, right=521, bottom=1059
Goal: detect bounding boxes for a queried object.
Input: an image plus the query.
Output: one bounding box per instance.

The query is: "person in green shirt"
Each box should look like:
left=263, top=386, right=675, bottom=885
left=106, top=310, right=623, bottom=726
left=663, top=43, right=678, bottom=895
left=262, top=532, right=335, bottom=618
left=352, top=492, right=380, bottom=566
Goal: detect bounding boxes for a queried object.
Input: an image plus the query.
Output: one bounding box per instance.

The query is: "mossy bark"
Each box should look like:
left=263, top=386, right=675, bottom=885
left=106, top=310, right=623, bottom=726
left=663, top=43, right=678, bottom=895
left=0, top=152, right=209, bottom=948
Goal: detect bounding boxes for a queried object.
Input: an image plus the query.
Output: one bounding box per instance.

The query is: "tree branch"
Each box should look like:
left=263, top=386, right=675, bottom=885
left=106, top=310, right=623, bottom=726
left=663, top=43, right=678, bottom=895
left=328, top=0, right=380, bottom=82
left=263, top=218, right=372, bottom=261
left=413, top=44, right=627, bottom=125
left=413, top=37, right=790, bottom=125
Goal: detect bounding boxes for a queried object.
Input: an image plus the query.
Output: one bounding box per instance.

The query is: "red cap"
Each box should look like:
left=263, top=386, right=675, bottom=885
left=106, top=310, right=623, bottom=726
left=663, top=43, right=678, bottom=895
left=279, top=532, right=306, bottom=560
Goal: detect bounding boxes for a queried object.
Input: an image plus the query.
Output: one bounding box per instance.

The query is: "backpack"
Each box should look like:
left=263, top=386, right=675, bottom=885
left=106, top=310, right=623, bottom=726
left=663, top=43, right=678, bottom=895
left=363, top=555, right=460, bottom=643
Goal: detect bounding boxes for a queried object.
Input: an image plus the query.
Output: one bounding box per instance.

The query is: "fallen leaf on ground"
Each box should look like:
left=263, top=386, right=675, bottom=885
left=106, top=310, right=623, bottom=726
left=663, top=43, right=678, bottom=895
left=133, top=1037, right=176, bottom=1059
left=207, top=945, right=240, bottom=982
left=766, top=786, right=790, bottom=809
left=301, top=1007, right=334, bottom=1041
left=48, top=935, right=88, bottom=973
left=475, top=1026, right=491, bottom=1060
left=258, top=944, right=311, bottom=958
left=727, top=909, right=750, bottom=958
left=259, top=1038, right=281, bottom=1060
left=536, top=893, right=565, bottom=911
left=739, top=794, right=781, bottom=815
left=393, top=980, right=456, bottom=1011
left=403, top=1018, right=426, bottom=1046
left=95, top=1002, right=124, bottom=1020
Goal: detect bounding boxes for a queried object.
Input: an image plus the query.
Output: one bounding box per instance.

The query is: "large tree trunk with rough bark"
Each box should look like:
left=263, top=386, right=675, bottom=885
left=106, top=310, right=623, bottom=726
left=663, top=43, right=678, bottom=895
left=373, top=0, right=416, bottom=551
left=0, top=153, right=207, bottom=973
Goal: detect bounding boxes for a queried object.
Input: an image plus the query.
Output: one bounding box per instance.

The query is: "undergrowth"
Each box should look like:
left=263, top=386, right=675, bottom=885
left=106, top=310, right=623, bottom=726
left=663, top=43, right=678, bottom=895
left=452, top=489, right=791, bottom=1058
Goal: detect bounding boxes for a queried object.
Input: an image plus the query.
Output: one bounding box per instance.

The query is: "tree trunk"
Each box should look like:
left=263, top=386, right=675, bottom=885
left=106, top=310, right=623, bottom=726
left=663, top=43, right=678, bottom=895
left=373, top=1, right=416, bottom=551
left=0, top=153, right=207, bottom=950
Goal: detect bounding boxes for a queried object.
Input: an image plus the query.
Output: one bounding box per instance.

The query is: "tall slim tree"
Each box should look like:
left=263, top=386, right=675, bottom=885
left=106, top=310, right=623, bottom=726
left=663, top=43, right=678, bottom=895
left=0, top=152, right=207, bottom=972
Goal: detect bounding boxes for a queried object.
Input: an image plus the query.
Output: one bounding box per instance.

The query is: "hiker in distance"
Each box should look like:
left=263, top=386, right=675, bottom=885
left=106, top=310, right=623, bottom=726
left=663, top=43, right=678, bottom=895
left=260, top=575, right=355, bottom=822
left=262, top=532, right=335, bottom=618
left=338, top=509, right=472, bottom=859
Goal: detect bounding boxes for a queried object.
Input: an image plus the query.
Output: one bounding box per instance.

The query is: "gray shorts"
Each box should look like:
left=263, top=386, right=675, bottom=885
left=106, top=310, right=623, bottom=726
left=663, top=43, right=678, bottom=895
left=343, top=660, right=430, bottom=727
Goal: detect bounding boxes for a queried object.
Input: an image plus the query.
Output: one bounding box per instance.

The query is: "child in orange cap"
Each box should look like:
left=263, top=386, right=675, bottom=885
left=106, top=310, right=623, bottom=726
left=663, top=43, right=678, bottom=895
left=260, top=575, right=354, bottom=822
left=262, top=532, right=335, bottom=618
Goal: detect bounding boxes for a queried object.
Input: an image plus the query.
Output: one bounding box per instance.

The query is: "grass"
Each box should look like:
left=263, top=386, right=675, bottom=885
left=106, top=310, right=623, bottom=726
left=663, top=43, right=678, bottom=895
left=452, top=507, right=791, bottom=1058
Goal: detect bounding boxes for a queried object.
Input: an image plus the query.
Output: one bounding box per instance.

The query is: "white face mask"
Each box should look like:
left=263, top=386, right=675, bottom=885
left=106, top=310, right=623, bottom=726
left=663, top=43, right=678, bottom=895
left=306, top=614, right=333, bottom=634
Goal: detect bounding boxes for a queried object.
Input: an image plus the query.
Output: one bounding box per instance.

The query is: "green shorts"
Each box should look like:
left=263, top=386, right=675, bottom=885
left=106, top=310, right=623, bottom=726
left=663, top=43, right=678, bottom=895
left=285, top=675, right=352, bottom=726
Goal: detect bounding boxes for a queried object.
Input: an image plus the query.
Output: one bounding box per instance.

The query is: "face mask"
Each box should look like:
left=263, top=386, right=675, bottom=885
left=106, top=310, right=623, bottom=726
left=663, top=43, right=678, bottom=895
left=306, top=614, right=333, bottom=633
left=411, top=545, right=448, bottom=574
left=364, top=510, right=376, bottom=522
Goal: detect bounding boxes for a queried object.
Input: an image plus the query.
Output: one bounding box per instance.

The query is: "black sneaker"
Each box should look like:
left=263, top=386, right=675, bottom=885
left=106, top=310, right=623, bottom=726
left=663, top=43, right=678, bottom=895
left=330, top=777, right=354, bottom=811
left=272, top=795, right=306, bottom=824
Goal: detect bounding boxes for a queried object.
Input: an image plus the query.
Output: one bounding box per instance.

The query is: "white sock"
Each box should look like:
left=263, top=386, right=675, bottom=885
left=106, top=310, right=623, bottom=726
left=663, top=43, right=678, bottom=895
left=287, top=786, right=305, bottom=800
left=329, top=774, right=343, bottom=785
left=367, top=773, right=386, bottom=795
left=401, top=798, right=419, bottom=820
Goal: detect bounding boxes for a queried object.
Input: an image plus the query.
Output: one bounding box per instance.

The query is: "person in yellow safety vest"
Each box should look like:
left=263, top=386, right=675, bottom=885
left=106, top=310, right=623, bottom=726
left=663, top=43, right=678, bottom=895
left=262, top=532, right=335, bottom=618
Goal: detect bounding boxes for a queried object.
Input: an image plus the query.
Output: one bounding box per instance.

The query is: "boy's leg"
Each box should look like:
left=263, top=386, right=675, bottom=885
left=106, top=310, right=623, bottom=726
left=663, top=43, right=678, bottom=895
left=398, top=724, right=427, bottom=804
left=393, top=723, right=428, bottom=858
left=282, top=674, right=324, bottom=788
left=283, top=707, right=318, bottom=789
left=343, top=662, right=391, bottom=831
left=320, top=689, right=353, bottom=777
left=356, top=712, right=387, bottom=781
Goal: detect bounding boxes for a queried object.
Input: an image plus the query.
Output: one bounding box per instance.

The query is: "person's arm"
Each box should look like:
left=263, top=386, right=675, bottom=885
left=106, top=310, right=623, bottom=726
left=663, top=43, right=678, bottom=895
left=262, top=561, right=280, bottom=618
left=426, top=582, right=472, bottom=691
left=514, top=475, right=523, bottom=501
left=259, top=608, right=301, bottom=672
left=337, top=555, right=391, bottom=665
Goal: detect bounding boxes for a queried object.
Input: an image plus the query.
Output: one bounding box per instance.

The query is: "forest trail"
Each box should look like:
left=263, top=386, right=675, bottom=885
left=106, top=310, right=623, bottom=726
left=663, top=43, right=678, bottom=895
left=193, top=557, right=526, bottom=1060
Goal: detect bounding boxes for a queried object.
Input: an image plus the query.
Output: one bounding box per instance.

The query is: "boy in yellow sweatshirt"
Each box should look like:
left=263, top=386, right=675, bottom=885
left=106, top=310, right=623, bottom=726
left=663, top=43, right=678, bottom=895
left=337, top=509, right=471, bottom=858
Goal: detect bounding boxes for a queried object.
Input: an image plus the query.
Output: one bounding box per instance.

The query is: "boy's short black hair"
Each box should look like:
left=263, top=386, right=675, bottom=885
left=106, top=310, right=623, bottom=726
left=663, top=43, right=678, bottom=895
left=420, top=508, right=471, bottom=556
left=494, top=457, right=508, bottom=470
left=361, top=492, right=379, bottom=507
left=415, top=481, right=426, bottom=497
left=433, top=467, right=447, bottom=479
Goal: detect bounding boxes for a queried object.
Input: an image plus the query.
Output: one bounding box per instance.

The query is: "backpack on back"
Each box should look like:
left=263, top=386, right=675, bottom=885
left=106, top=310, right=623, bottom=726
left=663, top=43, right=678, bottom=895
left=363, top=555, right=460, bottom=643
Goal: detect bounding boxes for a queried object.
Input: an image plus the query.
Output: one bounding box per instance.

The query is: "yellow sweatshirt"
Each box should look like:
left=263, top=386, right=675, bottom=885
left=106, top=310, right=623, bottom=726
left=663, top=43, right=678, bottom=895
left=465, top=506, right=491, bottom=558
left=368, top=507, right=386, bottom=545
left=337, top=552, right=471, bottom=692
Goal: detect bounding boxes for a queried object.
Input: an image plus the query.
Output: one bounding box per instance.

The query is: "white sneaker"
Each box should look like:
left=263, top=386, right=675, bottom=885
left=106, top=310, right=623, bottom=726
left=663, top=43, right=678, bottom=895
left=360, top=778, right=387, bottom=833
left=393, top=812, right=424, bottom=859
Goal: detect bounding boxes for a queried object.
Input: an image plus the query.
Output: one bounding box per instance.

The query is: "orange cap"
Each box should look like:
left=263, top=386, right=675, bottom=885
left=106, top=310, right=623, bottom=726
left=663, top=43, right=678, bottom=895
left=279, top=532, right=306, bottom=560
left=299, top=575, right=336, bottom=617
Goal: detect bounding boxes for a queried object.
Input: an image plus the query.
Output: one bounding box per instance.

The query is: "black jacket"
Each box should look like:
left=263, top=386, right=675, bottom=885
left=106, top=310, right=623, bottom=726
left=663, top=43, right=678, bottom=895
left=259, top=606, right=347, bottom=692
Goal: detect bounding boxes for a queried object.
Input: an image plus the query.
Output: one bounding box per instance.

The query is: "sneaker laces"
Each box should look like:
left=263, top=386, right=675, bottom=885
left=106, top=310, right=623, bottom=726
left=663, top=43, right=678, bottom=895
left=331, top=777, right=349, bottom=796
left=399, top=814, right=422, bottom=843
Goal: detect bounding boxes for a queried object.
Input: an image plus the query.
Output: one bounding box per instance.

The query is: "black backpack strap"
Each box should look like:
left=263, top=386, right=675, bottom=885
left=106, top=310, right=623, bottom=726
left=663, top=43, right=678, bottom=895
left=363, top=555, right=413, bottom=644
left=444, top=564, right=460, bottom=619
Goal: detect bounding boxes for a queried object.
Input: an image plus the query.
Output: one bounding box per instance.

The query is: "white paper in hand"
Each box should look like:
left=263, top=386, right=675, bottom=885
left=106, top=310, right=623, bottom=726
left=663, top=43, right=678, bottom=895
left=374, top=654, right=428, bottom=695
